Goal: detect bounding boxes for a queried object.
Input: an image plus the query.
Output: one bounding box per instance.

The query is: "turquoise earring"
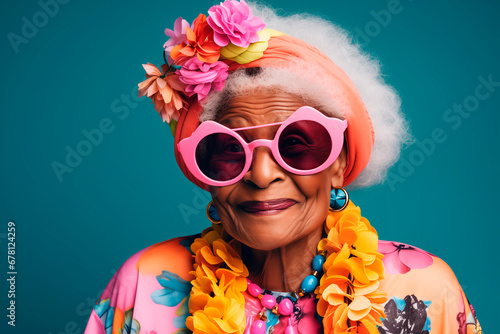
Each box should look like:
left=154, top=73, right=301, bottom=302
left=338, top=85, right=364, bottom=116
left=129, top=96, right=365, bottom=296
left=330, top=187, right=349, bottom=211
left=206, top=201, right=221, bottom=224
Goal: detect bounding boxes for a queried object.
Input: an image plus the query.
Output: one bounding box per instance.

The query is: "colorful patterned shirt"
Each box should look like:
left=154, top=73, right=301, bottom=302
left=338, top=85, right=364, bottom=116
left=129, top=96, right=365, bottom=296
left=84, top=236, right=481, bottom=334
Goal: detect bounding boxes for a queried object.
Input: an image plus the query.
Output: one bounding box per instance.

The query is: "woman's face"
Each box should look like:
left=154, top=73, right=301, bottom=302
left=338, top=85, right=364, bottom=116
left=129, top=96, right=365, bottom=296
left=209, top=90, right=346, bottom=251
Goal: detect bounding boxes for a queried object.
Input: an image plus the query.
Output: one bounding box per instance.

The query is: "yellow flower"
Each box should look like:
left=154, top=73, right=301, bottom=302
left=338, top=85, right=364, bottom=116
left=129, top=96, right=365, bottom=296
left=187, top=296, right=246, bottom=334
left=216, top=269, right=248, bottom=292
left=188, top=225, right=248, bottom=334
left=189, top=287, right=211, bottom=313
left=219, top=29, right=284, bottom=64
left=215, top=270, right=247, bottom=304
left=191, top=263, right=218, bottom=294
left=213, top=240, right=249, bottom=276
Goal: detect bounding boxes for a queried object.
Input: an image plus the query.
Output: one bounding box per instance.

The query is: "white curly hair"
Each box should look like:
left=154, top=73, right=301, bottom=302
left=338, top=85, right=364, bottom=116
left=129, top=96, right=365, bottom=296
left=200, top=2, right=411, bottom=188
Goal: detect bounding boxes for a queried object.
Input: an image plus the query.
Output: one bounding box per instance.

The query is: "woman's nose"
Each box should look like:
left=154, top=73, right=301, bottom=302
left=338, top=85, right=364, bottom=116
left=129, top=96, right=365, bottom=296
left=242, top=146, right=286, bottom=188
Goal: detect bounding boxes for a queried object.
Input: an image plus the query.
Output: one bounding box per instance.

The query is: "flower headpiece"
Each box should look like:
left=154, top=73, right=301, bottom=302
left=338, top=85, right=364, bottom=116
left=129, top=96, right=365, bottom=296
left=138, top=0, right=277, bottom=131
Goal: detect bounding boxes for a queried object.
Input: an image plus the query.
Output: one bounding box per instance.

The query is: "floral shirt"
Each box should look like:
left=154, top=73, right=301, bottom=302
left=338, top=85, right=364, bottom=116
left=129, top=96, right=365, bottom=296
left=84, top=236, right=481, bottom=334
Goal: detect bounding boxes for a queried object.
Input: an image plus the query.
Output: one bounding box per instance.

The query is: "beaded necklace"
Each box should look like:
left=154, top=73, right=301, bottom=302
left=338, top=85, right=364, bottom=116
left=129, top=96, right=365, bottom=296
left=185, top=202, right=386, bottom=334
left=245, top=249, right=326, bottom=334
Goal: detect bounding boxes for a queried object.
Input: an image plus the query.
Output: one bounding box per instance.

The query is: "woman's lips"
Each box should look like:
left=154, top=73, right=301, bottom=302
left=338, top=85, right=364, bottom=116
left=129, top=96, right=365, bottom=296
left=237, top=199, right=297, bottom=215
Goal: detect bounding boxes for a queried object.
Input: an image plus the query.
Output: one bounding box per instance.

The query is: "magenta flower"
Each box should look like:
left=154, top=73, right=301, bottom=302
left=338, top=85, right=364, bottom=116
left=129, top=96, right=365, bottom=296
left=164, top=17, right=190, bottom=53
left=177, top=57, right=229, bottom=101
left=207, top=0, right=265, bottom=47
left=457, top=311, right=467, bottom=334
left=378, top=241, right=434, bottom=275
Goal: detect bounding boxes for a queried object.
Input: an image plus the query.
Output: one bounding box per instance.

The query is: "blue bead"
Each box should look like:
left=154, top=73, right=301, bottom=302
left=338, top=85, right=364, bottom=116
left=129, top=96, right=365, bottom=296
left=312, top=255, right=325, bottom=272
left=300, top=275, right=318, bottom=293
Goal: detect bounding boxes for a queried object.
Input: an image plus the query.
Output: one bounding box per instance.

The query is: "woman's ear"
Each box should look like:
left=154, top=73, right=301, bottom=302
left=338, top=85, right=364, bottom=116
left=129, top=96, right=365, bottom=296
left=330, top=147, right=347, bottom=188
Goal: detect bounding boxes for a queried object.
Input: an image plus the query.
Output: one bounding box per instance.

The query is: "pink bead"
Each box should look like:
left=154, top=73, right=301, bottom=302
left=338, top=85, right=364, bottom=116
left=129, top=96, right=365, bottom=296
left=248, top=283, right=262, bottom=298
left=246, top=278, right=252, bottom=286
left=278, top=299, right=293, bottom=316
left=251, top=319, right=266, bottom=334
left=285, top=325, right=297, bottom=334
left=260, top=295, right=277, bottom=309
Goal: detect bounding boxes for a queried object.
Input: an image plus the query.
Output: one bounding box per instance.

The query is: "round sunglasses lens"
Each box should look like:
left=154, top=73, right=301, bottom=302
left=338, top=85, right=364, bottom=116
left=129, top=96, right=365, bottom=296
left=278, top=120, right=332, bottom=170
left=195, top=133, right=246, bottom=182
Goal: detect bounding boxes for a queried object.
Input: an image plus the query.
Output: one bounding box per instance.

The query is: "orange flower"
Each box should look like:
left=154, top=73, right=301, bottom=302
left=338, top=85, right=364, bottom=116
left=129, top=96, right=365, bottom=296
left=323, top=302, right=382, bottom=334
left=170, top=14, right=221, bottom=63
left=137, top=63, right=186, bottom=123
left=323, top=304, right=351, bottom=334
left=316, top=202, right=387, bottom=333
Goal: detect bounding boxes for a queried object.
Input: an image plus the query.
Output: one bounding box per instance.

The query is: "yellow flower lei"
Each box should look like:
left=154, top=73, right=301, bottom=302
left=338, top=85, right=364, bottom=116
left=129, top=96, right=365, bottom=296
left=186, top=201, right=386, bottom=334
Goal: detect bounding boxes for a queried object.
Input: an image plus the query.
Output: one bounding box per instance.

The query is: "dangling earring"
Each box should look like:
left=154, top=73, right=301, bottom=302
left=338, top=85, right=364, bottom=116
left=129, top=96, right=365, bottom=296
left=206, top=200, right=221, bottom=224
left=330, top=187, right=349, bottom=211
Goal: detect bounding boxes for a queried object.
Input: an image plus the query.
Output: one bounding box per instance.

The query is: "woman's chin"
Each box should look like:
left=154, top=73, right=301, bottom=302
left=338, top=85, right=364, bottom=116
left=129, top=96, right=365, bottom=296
left=243, top=237, right=290, bottom=251
left=232, top=213, right=306, bottom=251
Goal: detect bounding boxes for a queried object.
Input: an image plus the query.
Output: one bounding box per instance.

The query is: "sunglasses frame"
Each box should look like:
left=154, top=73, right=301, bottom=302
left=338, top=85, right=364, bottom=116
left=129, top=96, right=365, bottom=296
left=177, top=106, right=347, bottom=186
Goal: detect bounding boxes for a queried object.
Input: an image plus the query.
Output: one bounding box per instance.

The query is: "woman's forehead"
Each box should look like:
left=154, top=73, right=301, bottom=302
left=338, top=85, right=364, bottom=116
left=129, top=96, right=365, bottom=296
left=217, top=91, right=305, bottom=128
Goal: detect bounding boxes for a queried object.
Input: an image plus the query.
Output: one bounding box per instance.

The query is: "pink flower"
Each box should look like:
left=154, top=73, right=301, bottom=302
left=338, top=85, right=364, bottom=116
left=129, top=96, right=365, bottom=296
left=378, top=241, right=434, bottom=275
left=207, top=0, right=265, bottom=47
left=177, top=57, right=229, bottom=101
left=164, top=17, right=190, bottom=53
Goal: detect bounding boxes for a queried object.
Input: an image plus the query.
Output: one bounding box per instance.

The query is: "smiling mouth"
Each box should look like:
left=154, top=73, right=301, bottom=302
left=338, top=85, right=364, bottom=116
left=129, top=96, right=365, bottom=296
left=237, top=199, right=297, bottom=215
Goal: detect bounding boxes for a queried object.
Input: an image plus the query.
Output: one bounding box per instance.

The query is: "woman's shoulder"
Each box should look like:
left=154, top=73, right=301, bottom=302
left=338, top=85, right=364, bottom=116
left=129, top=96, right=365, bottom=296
left=97, top=235, right=198, bottom=305
left=115, top=234, right=198, bottom=280
left=377, top=239, right=457, bottom=281
left=376, top=240, right=479, bottom=333
left=377, top=239, right=469, bottom=304
left=86, top=235, right=198, bottom=334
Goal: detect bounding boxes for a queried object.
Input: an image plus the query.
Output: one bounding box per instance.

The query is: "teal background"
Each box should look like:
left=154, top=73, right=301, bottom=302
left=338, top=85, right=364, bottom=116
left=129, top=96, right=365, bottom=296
left=1, top=0, right=498, bottom=332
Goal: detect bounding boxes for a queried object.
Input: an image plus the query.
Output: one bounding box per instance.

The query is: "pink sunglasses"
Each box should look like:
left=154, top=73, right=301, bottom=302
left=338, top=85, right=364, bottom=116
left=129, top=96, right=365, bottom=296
left=177, top=106, right=347, bottom=186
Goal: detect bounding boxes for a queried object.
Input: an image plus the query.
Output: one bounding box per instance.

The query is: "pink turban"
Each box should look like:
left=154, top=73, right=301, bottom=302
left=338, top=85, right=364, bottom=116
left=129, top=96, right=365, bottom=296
left=174, top=34, right=374, bottom=190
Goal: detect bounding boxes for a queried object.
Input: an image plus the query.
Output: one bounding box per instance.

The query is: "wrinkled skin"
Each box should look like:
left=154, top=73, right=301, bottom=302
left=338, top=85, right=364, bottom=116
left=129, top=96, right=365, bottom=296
left=209, top=90, right=346, bottom=291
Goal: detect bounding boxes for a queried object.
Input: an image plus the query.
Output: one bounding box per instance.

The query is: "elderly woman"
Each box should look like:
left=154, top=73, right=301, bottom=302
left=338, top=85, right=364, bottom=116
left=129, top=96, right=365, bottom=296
left=85, top=1, right=481, bottom=334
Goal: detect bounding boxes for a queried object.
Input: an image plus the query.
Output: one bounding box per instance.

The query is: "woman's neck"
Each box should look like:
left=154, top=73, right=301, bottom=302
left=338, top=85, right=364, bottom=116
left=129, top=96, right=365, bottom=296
left=242, top=227, right=323, bottom=292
